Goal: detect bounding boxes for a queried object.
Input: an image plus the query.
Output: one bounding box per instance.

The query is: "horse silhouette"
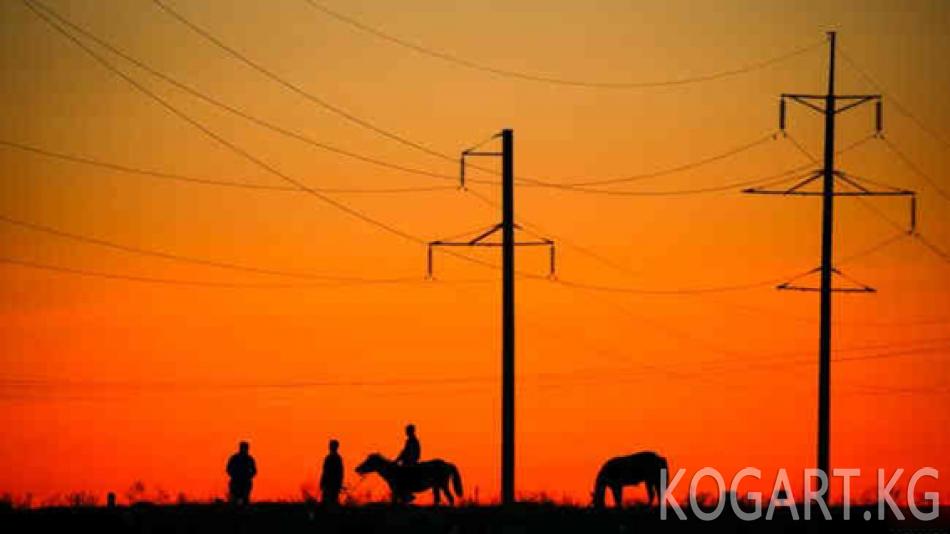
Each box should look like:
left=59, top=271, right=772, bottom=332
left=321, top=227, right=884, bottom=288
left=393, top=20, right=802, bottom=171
left=593, top=451, right=668, bottom=508
left=355, top=453, right=463, bottom=505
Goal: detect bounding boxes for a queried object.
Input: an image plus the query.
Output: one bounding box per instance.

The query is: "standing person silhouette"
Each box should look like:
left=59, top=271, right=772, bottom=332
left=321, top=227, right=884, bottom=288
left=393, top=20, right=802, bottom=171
left=226, top=441, right=257, bottom=506
left=395, top=424, right=421, bottom=466
left=319, top=439, right=344, bottom=506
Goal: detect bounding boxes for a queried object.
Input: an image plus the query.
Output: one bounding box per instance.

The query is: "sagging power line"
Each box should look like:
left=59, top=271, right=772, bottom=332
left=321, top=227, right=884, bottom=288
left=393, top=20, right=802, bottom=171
left=39, top=0, right=814, bottom=194
left=302, top=0, right=822, bottom=89
left=0, top=255, right=427, bottom=288
left=839, top=47, right=950, bottom=154
left=20, top=0, right=478, bottom=185
left=18, top=1, right=942, bottom=301
left=0, top=213, right=421, bottom=282
left=18, top=0, right=825, bottom=195
left=147, top=0, right=454, bottom=163
left=22, top=0, right=437, bottom=248
left=0, top=140, right=458, bottom=194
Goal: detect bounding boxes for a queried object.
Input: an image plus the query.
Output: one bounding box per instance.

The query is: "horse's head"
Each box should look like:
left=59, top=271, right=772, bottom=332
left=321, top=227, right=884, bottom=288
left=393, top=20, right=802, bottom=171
left=355, top=453, right=391, bottom=475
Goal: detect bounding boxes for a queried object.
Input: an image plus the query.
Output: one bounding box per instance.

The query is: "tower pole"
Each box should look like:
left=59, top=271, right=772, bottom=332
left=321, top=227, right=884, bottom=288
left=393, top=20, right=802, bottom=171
left=817, top=31, right=836, bottom=477
left=501, top=128, right=516, bottom=505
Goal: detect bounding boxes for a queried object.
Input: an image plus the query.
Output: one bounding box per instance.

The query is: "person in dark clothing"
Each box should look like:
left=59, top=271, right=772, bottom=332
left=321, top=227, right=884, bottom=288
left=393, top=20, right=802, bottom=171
left=320, top=439, right=344, bottom=506
left=391, top=424, right=421, bottom=503
left=395, top=424, right=421, bottom=466
left=226, top=441, right=257, bottom=505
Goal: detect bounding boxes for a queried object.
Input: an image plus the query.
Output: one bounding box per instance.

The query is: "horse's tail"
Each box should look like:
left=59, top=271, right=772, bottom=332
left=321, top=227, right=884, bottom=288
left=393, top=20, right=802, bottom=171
left=593, top=466, right=608, bottom=508
left=449, top=464, right=463, bottom=497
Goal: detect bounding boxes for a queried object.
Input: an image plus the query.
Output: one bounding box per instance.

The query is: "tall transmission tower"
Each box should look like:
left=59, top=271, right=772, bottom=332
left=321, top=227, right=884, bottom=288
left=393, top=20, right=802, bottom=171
left=428, top=129, right=555, bottom=505
left=744, top=32, right=916, bottom=478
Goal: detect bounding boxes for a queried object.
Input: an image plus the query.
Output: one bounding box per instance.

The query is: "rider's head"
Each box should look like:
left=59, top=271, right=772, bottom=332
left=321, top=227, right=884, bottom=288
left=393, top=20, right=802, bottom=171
left=329, top=439, right=339, bottom=452
left=239, top=441, right=249, bottom=454
left=405, top=424, right=416, bottom=437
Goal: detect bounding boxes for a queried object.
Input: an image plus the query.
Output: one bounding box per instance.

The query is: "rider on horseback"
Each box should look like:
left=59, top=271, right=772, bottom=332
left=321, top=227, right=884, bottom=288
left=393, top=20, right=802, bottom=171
left=395, top=424, right=421, bottom=466
left=394, top=423, right=421, bottom=502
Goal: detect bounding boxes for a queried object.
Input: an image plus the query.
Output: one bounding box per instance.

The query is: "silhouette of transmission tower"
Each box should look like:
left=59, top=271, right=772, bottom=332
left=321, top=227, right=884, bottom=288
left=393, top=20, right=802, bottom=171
left=427, top=129, right=555, bottom=505
left=743, top=32, right=917, bottom=479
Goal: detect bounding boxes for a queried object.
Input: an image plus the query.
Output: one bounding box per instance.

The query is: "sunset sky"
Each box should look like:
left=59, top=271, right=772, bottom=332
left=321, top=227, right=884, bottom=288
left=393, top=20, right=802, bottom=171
left=1, top=0, right=948, bottom=505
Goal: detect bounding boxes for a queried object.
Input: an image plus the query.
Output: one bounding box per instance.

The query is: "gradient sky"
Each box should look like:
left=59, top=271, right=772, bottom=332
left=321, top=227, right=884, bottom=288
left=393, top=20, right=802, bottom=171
left=1, top=0, right=948, bottom=505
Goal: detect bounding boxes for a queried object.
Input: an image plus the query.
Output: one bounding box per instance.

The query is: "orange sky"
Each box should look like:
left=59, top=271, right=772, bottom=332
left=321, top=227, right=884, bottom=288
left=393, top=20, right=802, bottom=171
left=1, top=0, right=949, bottom=505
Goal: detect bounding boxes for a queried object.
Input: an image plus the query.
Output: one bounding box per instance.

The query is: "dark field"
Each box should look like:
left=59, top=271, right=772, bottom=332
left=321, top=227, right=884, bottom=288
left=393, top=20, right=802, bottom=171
left=2, top=503, right=948, bottom=534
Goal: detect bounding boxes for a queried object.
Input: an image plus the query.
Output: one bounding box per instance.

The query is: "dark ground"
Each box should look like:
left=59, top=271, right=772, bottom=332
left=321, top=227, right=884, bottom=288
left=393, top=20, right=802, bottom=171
left=2, top=503, right=948, bottom=534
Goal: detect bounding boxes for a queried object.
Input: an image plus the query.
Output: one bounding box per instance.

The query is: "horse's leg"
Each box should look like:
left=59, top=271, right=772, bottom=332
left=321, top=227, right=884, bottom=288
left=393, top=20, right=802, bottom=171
left=443, top=482, right=454, bottom=506
left=432, top=485, right=441, bottom=506
left=611, top=484, right=623, bottom=508
left=646, top=482, right=656, bottom=507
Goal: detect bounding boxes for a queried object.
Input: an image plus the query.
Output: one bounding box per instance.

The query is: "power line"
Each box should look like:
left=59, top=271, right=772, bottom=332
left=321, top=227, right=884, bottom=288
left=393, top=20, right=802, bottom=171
left=837, top=230, right=908, bottom=264
left=1, top=333, right=945, bottom=401
left=914, top=233, right=950, bottom=264
left=553, top=273, right=790, bottom=295
left=21, top=1, right=488, bottom=185
left=469, top=186, right=773, bottom=292
left=525, top=132, right=778, bottom=187
left=878, top=135, right=950, bottom=202
left=0, top=255, right=423, bottom=288
left=467, top=136, right=882, bottom=294
left=30, top=0, right=830, bottom=192
left=834, top=344, right=950, bottom=364
left=552, top=230, right=908, bottom=296
left=527, top=165, right=815, bottom=197
left=19, top=0, right=948, bottom=302
left=23, top=0, right=429, bottom=247
left=18, top=341, right=945, bottom=391
left=0, top=139, right=458, bottom=194
left=783, top=131, right=818, bottom=163
left=0, top=375, right=497, bottom=391
left=302, top=0, right=822, bottom=89
left=26, top=0, right=529, bottom=281
left=143, top=0, right=817, bottom=191
left=702, top=235, right=950, bottom=326
left=467, top=178, right=907, bottom=297
left=0, top=212, right=424, bottom=282
left=518, top=130, right=869, bottom=191
left=464, top=187, right=938, bottom=356
left=854, top=197, right=950, bottom=266
left=846, top=384, right=950, bottom=397
left=839, top=47, right=950, bottom=152
left=693, top=336, right=950, bottom=373
left=711, top=297, right=950, bottom=328
left=520, top=133, right=875, bottom=196
left=147, top=0, right=455, bottom=163
left=709, top=345, right=950, bottom=385
left=531, top=284, right=950, bottom=385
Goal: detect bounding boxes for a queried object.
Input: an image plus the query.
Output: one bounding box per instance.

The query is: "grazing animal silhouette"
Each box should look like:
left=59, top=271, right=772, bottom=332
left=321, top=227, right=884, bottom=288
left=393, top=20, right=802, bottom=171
left=355, top=453, right=462, bottom=505
left=593, top=451, right=668, bottom=508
